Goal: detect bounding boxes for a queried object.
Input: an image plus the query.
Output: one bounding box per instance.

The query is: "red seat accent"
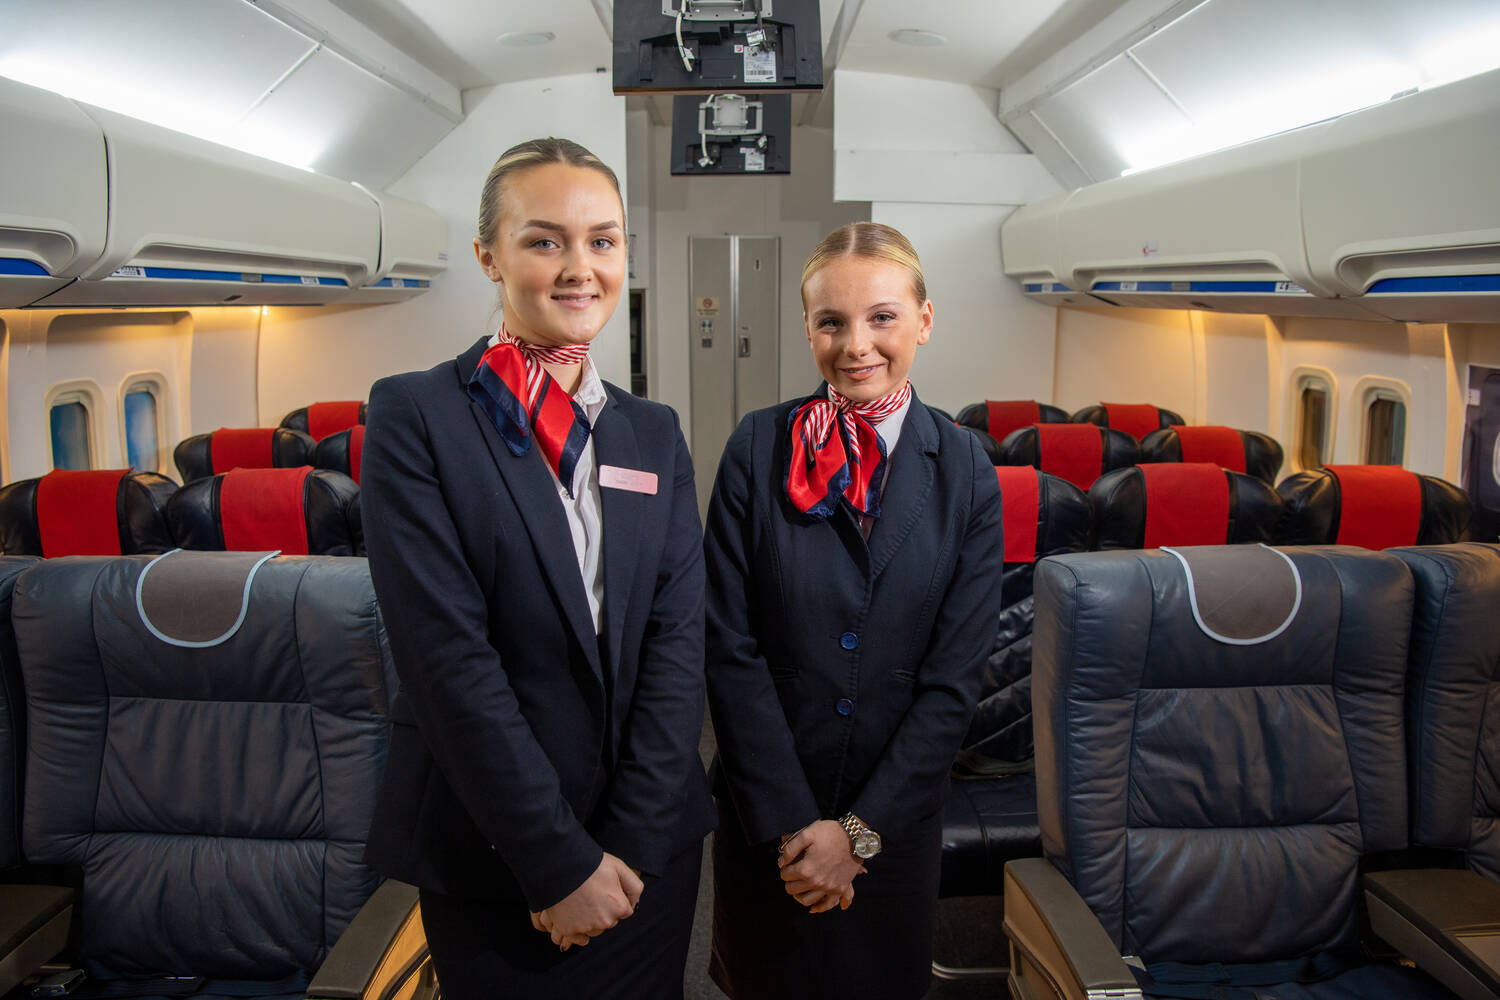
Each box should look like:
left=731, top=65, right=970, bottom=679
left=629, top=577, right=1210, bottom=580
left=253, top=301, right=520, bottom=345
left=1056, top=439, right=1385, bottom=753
left=348, top=425, right=365, bottom=486
left=1141, top=463, right=1230, bottom=548
left=1176, top=426, right=1246, bottom=473
left=1102, top=402, right=1161, bottom=441
left=995, top=466, right=1040, bottom=563
left=210, top=428, right=276, bottom=474
left=1036, top=424, right=1105, bottom=491
left=1327, top=465, right=1421, bottom=550
left=307, top=401, right=363, bottom=442
left=986, top=401, right=1040, bottom=444
left=219, top=467, right=312, bottom=554
left=36, top=469, right=129, bottom=556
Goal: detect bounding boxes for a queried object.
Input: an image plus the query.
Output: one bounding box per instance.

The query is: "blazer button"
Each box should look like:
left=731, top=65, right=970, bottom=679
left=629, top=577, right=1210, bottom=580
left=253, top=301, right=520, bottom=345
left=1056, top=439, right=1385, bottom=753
left=836, top=697, right=855, bottom=716
left=839, top=631, right=859, bottom=650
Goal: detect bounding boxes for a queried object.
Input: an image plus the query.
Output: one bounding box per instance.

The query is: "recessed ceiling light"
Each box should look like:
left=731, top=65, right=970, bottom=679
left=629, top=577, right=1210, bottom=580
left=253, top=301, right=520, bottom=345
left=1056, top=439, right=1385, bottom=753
left=498, top=31, right=556, bottom=47
left=888, top=28, right=947, bottom=47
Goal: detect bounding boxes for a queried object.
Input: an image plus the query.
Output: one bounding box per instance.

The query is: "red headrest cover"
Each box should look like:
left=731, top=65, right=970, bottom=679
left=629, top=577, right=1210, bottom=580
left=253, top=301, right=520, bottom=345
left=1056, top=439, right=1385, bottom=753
left=308, top=401, right=363, bottom=442
left=219, top=467, right=312, bottom=554
left=1175, top=426, right=1246, bottom=473
left=37, top=469, right=129, bottom=556
left=1036, top=424, right=1104, bottom=490
left=210, top=428, right=276, bottom=475
left=1327, top=465, right=1421, bottom=550
left=985, top=401, right=1040, bottom=444
left=994, top=466, right=1040, bottom=563
left=1140, top=463, right=1230, bottom=548
left=1102, top=402, right=1161, bottom=442
left=348, top=425, right=366, bottom=486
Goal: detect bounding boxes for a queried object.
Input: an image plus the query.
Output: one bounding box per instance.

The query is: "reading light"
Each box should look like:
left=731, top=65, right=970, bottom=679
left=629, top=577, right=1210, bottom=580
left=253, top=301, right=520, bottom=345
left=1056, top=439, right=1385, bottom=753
left=887, top=29, right=946, bottom=47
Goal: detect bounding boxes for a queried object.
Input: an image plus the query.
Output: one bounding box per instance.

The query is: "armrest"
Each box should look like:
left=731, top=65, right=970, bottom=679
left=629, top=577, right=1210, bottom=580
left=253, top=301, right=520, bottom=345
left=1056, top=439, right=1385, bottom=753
left=306, top=879, right=433, bottom=1000
left=0, top=884, right=75, bottom=996
left=1003, top=858, right=1142, bottom=1000
left=1365, top=869, right=1500, bottom=1000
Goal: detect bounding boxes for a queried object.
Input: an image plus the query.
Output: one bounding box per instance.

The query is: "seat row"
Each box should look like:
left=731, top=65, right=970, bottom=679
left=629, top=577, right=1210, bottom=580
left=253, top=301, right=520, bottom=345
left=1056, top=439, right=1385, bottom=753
left=956, top=399, right=1186, bottom=446
left=174, top=414, right=364, bottom=484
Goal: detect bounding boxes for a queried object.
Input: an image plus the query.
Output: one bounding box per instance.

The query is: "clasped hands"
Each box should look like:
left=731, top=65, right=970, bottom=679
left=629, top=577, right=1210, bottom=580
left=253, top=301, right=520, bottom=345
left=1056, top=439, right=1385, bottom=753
left=778, top=819, right=867, bottom=914
left=529, top=852, right=644, bottom=951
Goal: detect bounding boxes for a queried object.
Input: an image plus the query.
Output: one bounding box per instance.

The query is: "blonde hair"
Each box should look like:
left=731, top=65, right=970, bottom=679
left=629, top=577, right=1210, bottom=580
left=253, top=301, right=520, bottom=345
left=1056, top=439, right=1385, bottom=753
left=476, top=137, right=623, bottom=246
left=800, top=222, right=927, bottom=306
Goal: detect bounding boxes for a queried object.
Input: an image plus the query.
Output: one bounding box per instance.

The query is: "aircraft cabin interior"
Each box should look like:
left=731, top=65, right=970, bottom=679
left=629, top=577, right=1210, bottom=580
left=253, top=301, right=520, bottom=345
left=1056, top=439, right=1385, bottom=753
left=1, top=1, right=1498, bottom=999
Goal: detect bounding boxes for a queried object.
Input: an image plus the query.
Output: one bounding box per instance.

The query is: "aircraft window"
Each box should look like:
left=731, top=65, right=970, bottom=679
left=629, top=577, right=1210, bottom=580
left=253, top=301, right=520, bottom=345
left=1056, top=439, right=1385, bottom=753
left=1364, top=395, right=1406, bottom=466
left=49, top=398, right=93, bottom=471
left=123, top=388, right=159, bottom=472
left=1297, top=383, right=1330, bottom=471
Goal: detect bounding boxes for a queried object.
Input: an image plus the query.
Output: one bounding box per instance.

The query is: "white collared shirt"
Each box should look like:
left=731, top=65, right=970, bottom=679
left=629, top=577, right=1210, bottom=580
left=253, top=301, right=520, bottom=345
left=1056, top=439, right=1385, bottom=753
left=491, top=330, right=607, bottom=634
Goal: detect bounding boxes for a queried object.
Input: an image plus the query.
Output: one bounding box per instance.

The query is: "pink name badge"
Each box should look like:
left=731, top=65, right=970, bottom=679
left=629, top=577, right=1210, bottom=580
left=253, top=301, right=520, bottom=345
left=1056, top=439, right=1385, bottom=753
left=599, top=464, right=658, bottom=495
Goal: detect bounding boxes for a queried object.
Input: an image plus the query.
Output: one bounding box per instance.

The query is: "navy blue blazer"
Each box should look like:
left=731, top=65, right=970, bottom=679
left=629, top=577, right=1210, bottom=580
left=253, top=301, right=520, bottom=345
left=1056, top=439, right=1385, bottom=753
left=361, top=336, right=715, bottom=911
left=705, top=389, right=1004, bottom=846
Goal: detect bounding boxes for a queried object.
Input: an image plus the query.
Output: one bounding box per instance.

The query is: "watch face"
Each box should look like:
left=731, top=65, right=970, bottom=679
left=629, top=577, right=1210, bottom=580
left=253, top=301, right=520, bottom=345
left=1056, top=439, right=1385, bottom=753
left=854, top=830, right=880, bottom=859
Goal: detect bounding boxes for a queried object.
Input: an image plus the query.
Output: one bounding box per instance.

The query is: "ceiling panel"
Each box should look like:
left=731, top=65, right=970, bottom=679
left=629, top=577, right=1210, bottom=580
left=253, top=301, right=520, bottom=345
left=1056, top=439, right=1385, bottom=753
left=239, top=47, right=456, bottom=188
left=1033, top=55, right=1185, bottom=182
left=393, top=0, right=611, bottom=87
left=837, top=0, right=1071, bottom=89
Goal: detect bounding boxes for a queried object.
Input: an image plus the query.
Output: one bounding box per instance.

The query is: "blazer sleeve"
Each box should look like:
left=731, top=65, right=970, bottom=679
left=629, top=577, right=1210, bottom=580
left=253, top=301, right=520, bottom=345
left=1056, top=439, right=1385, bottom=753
left=850, top=434, right=1004, bottom=837
left=592, top=412, right=710, bottom=875
left=361, top=375, right=602, bottom=911
left=704, top=416, right=823, bottom=845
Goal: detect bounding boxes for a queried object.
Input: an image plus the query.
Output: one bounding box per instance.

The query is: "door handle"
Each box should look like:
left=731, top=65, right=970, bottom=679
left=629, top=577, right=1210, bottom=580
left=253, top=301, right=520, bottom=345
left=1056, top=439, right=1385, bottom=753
left=738, top=335, right=751, bottom=357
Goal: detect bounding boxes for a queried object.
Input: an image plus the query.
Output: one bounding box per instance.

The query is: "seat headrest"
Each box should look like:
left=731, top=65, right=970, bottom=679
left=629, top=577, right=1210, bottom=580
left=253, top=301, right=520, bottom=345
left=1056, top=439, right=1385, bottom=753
left=995, top=467, right=1092, bottom=563
left=1072, top=402, right=1186, bottom=441
left=1140, top=426, right=1285, bottom=484
left=174, top=427, right=317, bottom=483
left=280, top=401, right=368, bottom=442
left=313, top=425, right=365, bottom=485
left=1091, top=463, right=1284, bottom=550
left=1161, top=544, right=1302, bottom=645
left=956, top=400, right=1070, bottom=445
left=1278, top=465, right=1472, bottom=548
left=998, top=423, right=1140, bottom=491
left=165, top=467, right=360, bottom=556
left=0, top=470, right=177, bottom=557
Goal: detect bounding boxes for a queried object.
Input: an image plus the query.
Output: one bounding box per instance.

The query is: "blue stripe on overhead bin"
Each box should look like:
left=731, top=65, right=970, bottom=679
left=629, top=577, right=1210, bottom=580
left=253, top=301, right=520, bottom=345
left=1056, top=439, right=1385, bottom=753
left=317, top=277, right=348, bottom=286
left=141, top=266, right=245, bottom=281
left=1367, top=274, right=1500, bottom=293
left=0, top=258, right=49, bottom=276
left=1091, top=280, right=1287, bottom=293
left=1024, top=282, right=1072, bottom=293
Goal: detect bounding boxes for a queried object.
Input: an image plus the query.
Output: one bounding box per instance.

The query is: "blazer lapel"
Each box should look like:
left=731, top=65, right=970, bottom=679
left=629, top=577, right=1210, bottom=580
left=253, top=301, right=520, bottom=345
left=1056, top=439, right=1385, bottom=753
left=867, top=394, right=938, bottom=580
left=590, top=391, right=641, bottom=676
left=455, top=339, right=602, bottom=682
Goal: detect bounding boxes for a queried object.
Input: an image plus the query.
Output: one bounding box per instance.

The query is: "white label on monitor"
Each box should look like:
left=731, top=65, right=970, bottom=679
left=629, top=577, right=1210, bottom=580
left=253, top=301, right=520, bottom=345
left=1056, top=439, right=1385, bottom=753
left=111, top=266, right=146, bottom=278
left=741, top=148, right=766, bottom=171
left=744, top=49, right=776, bottom=83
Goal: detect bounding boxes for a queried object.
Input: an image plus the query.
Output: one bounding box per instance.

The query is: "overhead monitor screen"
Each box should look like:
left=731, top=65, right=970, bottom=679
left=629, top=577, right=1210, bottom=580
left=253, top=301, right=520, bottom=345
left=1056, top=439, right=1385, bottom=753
left=670, top=93, right=791, bottom=175
left=614, top=0, right=823, bottom=94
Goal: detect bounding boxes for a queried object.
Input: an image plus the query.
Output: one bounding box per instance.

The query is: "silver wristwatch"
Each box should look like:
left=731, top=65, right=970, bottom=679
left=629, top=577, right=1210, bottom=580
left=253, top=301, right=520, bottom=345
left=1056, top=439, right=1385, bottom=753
left=839, top=812, right=882, bottom=860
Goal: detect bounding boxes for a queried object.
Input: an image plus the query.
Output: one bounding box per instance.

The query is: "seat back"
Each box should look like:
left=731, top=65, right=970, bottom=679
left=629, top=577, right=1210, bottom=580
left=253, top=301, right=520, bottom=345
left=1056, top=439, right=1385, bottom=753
left=166, top=467, right=360, bottom=556
left=0, top=556, right=39, bottom=869
left=963, top=468, right=1091, bottom=764
left=174, top=427, right=316, bottom=484
left=281, top=401, right=367, bottom=443
left=1071, top=402, right=1185, bottom=441
left=955, top=400, right=1070, bottom=445
left=1390, top=543, right=1500, bottom=881
left=1279, top=465, right=1471, bottom=548
left=1090, top=463, right=1283, bottom=550
left=996, top=423, right=1139, bottom=491
left=1139, top=425, right=1285, bottom=485
left=0, top=470, right=176, bottom=557
left=313, top=426, right=366, bottom=485
left=1033, top=545, right=1412, bottom=963
left=15, top=553, right=396, bottom=977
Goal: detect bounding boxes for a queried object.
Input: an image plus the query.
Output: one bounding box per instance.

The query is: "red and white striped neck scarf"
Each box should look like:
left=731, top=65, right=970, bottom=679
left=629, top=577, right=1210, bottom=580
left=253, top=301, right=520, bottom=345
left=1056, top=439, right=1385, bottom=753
left=785, top=381, right=911, bottom=519
left=467, top=327, right=593, bottom=496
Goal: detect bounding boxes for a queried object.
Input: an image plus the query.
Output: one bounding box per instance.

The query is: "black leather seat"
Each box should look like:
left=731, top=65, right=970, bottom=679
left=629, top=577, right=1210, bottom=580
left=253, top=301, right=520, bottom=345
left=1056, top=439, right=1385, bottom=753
left=1007, top=545, right=1458, bottom=1000
left=313, top=425, right=365, bottom=485
left=12, top=553, right=430, bottom=997
left=166, top=467, right=361, bottom=556
left=1070, top=402, right=1184, bottom=441
left=0, top=470, right=175, bottom=556
left=1090, top=462, right=1283, bottom=549
left=996, top=423, right=1139, bottom=492
left=281, top=401, right=367, bottom=442
left=1279, top=465, right=1471, bottom=548
left=956, top=401, right=1070, bottom=463
left=174, top=427, right=316, bottom=484
left=0, top=557, right=34, bottom=872
left=1139, top=425, right=1285, bottom=484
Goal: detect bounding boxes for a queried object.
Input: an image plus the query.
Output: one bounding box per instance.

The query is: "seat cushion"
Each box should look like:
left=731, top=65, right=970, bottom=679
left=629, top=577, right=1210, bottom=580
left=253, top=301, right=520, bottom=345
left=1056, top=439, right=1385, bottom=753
left=939, top=774, right=1040, bottom=897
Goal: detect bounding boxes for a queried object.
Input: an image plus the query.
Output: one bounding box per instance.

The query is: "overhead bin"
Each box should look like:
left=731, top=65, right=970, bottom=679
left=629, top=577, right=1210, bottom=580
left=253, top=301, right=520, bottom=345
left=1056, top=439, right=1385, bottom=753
left=1301, top=68, right=1500, bottom=323
left=1003, top=66, right=1500, bottom=322
left=0, top=77, right=108, bottom=307
left=351, top=187, right=449, bottom=303
left=32, top=104, right=381, bottom=308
